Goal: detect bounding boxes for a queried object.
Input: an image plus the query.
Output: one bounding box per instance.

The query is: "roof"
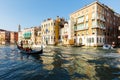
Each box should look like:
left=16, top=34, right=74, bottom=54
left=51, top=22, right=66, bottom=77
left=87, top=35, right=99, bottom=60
left=70, top=1, right=120, bottom=16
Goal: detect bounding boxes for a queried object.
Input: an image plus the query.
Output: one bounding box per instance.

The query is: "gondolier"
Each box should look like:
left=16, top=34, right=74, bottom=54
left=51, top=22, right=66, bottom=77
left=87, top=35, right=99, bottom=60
left=20, top=41, right=23, bottom=47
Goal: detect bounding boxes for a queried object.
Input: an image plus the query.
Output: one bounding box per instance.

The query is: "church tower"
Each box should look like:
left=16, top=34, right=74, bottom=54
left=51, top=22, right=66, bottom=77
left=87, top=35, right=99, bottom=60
left=18, top=24, right=21, bottom=32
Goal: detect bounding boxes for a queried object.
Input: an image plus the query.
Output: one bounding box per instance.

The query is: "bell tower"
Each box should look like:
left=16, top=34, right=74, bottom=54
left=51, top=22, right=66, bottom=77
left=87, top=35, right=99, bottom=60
left=18, top=24, right=21, bottom=32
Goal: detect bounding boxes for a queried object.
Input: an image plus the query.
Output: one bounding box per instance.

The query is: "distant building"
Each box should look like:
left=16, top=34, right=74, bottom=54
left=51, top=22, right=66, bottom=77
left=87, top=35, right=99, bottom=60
left=10, top=32, right=18, bottom=44
left=70, top=1, right=120, bottom=46
left=0, top=29, right=10, bottom=45
left=18, top=27, right=39, bottom=46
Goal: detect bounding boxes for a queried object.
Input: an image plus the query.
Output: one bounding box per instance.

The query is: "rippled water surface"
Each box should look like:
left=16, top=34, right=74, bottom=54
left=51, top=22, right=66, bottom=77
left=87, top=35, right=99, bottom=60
left=0, top=45, right=120, bottom=80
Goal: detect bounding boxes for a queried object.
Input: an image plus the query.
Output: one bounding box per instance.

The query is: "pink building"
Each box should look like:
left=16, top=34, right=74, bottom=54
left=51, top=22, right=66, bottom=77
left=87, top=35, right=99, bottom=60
left=10, top=32, right=18, bottom=44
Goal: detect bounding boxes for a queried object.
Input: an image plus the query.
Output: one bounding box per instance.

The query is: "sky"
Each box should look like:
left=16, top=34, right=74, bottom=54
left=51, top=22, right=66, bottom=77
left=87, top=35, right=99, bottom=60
left=0, top=0, right=119, bottom=31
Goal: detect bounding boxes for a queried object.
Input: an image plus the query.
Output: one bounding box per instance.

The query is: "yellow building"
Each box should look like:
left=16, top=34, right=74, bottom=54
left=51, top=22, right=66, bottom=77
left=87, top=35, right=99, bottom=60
left=41, top=17, right=66, bottom=45
left=54, top=16, right=61, bottom=45
left=70, top=1, right=120, bottom=46
left=54, top=16, right=67, bottom=45
left=41, top=18, right=55, bottom=45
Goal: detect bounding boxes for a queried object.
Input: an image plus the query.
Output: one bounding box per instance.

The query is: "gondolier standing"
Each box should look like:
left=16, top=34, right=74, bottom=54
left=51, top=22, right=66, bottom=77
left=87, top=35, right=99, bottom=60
left=20, top=41, right=23, bottom=47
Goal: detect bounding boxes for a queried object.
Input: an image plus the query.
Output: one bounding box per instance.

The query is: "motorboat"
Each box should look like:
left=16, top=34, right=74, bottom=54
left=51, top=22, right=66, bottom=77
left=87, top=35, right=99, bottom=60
left=103, top=44, right=113, bottom=49
left=32, top=44, right=46, bottom=48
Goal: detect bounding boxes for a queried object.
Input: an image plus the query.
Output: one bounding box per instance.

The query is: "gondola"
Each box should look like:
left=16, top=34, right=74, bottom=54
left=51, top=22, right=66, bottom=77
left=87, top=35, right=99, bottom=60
left=17, top=44, right=43, bottom=54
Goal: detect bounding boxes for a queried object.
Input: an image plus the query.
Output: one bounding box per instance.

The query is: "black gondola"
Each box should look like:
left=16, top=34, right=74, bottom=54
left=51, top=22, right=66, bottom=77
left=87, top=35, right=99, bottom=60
left=17, top=44, right=43, bottom=54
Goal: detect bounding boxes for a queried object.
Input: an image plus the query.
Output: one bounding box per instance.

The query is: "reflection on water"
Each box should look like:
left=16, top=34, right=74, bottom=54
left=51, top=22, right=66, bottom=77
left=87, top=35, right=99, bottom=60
left=0, top=45, right=120, bottom=80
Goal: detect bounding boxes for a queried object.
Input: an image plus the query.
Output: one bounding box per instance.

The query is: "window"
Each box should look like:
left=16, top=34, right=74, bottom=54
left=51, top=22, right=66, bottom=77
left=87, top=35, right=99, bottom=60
left=92, top=12, right=95, bottom=19
left=100, top=37, right=101, bottom=43
left=85, top=22, right=88, bottom=29
left=97, top=37, right=99, bottom=43
left=92, top=20, right=96, bottom=27
left=92, top=38, right=94, bottom=43
left=103, top=38, right=105, bottom=43
left=102, top=9, right=104, bottom=14
left=77, top=23, right=84, bottom=30
left=77, top=16, right=84, bottom=23
left=86, top=15, right=88, bottom=21
left=92, top=29, right=95, bottom=35
left=107, top=12, right=109, bottom=16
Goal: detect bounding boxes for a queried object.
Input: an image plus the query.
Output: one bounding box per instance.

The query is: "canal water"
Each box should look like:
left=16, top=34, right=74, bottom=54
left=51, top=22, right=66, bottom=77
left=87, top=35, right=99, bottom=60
left=0, top=45, right=120, bottom=80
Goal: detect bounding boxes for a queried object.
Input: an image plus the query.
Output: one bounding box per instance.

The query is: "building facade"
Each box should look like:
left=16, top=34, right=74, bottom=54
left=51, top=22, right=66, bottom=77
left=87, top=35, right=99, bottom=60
left=35, top=27, right=42, bottom=45
left=118, top=16, right=120, bottom=46
left=10, top=32, right=18, bottom=44
left=41, top=18, right=55, bottom=45
left=0, top=29, right=10, bottom=45
left=60, top=21, right=71, bottom=45
left=18, top=27, right=38, bottom=46
left=70, top=1, right=120, bottom=46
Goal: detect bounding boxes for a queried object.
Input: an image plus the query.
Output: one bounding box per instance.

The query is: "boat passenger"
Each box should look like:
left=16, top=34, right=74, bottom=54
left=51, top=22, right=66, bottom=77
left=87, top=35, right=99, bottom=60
left=26, top=47, right=32, bottom=53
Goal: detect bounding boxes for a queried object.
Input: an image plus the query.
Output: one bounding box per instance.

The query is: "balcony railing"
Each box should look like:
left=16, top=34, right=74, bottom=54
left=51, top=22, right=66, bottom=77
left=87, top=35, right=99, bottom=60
left=92, top=16, right=105, bottom=22
left=92, top=25, right=106, bottom=30
left=74, top=27, right=88, bottom=31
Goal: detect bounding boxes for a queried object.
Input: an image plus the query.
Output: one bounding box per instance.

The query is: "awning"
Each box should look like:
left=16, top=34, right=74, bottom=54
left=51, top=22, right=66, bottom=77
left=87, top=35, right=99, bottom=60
left=23, top=32, right=31, bottom=39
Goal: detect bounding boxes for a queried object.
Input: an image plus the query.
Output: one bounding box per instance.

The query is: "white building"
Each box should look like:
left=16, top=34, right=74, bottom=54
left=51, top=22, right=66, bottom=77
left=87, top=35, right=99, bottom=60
left=41, top=18, right=55, bottom=45
left=18, top=27, right=37, bottom=46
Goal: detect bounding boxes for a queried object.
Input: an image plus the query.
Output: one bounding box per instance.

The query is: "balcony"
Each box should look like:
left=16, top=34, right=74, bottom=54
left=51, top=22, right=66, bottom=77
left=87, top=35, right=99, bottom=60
left=77, top=16, right=84, bottom=24
left=96, top=16, right=105, bottom=22
left=77, top=20, right=84, bottom=24
left=92, top=26, right=99, bottom=29
left=92, top=25, right=106, bottom=30
left=75, top=27, right=88, bottom=31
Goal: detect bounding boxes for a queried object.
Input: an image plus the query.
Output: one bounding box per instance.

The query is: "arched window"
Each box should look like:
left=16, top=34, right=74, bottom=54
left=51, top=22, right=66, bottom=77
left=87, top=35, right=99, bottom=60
left=92, top=37, right=94, bottom=43
left=97, top=37, right=99, bottom=43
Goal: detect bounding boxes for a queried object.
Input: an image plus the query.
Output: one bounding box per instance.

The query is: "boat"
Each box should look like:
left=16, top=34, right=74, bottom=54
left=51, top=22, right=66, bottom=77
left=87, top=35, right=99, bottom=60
left=32, top=44, right=46, bottom=48
left=17, top=44, right=43, bottom=54
left=103, top=44, right=113, bottom=49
